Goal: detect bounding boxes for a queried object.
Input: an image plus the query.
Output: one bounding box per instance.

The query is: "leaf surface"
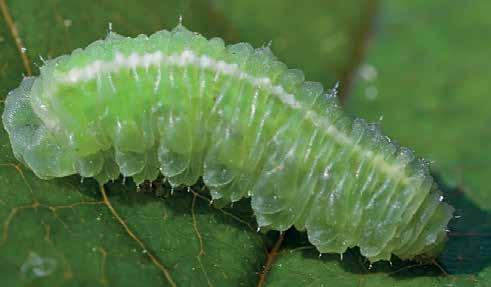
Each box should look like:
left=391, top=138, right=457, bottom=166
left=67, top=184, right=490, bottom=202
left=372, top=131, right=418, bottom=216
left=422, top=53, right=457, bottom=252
left=0, top=0, right=488, bottom=286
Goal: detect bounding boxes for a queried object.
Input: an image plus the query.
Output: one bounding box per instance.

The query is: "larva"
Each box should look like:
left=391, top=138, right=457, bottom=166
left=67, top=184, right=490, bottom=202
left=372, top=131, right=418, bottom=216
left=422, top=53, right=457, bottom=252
left=2, top=25, right=454, bottom=262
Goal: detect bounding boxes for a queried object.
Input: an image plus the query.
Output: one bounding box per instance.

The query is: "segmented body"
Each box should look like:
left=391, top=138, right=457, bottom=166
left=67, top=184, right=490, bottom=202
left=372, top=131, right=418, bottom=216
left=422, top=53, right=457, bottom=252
left=2, top=26, right=454, bottom=262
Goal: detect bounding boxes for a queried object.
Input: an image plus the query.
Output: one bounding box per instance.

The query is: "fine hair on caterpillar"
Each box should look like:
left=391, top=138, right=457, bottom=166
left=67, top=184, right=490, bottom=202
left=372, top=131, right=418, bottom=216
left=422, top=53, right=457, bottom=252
left=2, top=24, right=454, bottom=263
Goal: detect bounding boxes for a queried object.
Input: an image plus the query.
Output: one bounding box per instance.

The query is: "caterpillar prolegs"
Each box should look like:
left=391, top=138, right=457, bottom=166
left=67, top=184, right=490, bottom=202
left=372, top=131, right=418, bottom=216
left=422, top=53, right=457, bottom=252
left=2, top=25, right=454, bottom=262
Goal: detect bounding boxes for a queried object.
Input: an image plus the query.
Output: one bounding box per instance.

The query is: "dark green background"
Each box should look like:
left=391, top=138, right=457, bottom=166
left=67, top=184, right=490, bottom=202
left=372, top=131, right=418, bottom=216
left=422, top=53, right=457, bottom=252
left=0, top=0, right=489, bottom=286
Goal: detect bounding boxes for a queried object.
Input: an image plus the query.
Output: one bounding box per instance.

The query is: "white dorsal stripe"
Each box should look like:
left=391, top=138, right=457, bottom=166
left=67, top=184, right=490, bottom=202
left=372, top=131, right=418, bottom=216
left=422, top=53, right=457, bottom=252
left=58, top=49, right=410, bottom=183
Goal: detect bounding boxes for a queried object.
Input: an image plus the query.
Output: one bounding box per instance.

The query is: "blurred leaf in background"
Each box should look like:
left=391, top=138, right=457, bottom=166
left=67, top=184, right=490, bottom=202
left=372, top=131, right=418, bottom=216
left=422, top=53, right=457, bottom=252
left=0, top=0, right=489, bottom=286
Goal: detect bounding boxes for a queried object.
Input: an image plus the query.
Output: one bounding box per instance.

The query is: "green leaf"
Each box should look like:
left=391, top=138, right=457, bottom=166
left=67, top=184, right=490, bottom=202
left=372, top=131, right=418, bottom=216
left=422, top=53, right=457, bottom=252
left=1, top=0, right=488, bottom=286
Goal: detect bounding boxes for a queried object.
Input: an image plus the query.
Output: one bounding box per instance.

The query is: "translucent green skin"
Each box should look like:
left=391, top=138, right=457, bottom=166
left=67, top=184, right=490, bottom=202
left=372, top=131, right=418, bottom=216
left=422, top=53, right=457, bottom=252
left=2, top=26, right=454, bottom=262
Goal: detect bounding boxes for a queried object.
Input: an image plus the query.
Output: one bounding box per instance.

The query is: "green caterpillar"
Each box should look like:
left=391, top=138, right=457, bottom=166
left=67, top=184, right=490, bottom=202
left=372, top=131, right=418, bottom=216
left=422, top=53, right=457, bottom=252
left=2, top=25, right=454, bottom=262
